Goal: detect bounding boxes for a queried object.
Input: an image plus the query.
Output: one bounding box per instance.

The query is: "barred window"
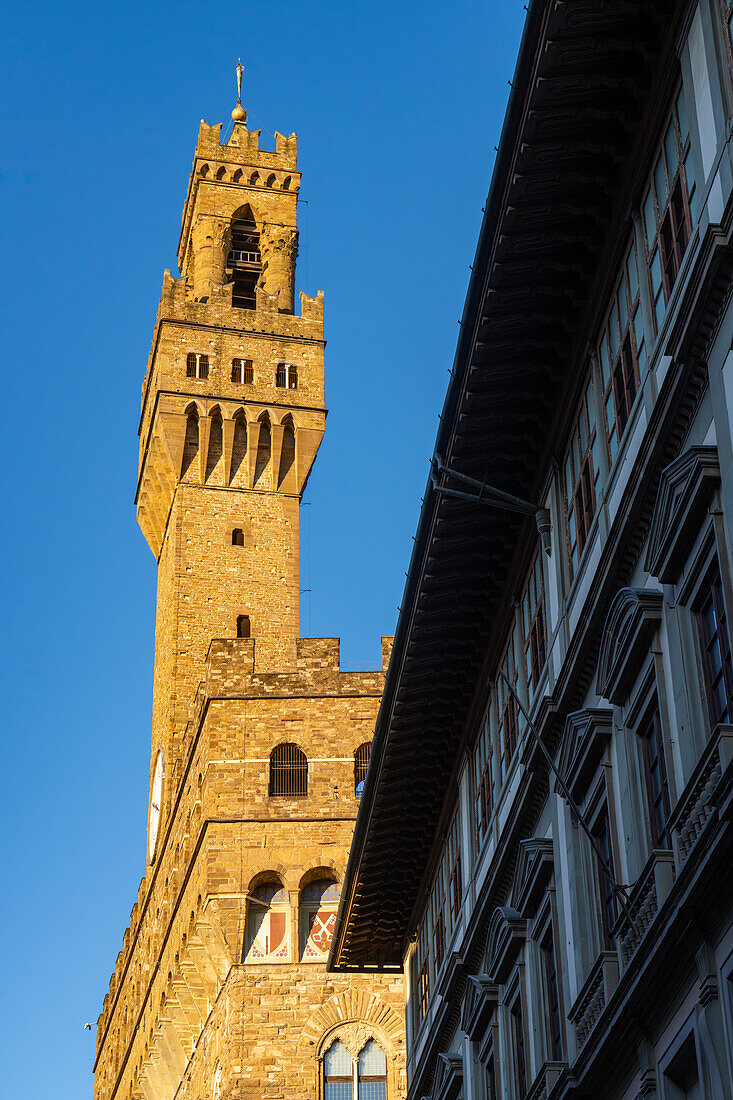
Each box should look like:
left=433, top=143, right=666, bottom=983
left=696, top=567, right=733, bottom=728
left=269, top=743, right=307, bottom=796
left=521, top=550, right=546, bottom=696
left=354, top=742, right=371, bottom=796
left=598, top=242, right=646, bottom=464
left=276, top=362, right=298, bottom=389
left=186, top=352, right=209, bottom=379
left=497, top=631, right=520, bottom=779
left=232, top=358, right=254, bottom=384
left=474, top=714, right=494, bottom=848
left=643, top=87, right=697, bottom=329
left=564, top=376, right=600, bottom=575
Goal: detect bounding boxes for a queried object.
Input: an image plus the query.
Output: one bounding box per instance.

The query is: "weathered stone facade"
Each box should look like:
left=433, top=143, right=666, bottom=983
left=92, top=110, right=405, bottom=1100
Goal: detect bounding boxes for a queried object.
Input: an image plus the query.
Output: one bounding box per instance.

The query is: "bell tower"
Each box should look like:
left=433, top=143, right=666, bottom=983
left=92, top=70, right=405, bottom=1100
left=136, top=87, right=326, bottom=828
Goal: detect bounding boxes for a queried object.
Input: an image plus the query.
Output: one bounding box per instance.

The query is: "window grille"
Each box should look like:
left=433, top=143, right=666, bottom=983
left=598, top=243, right=646, bottom=464
left=642, top=87, right=697, bottom=329
left=696, top=568, right=733, bottom=728
left=231, top=358, right=253, bottom=384
left=269, top=743, right=307, bottom=796
left=276, top=363, right=298, bottom=389
left=186, top=352, right=209, bottom=379
left=236, top=614, right=250, bottom=638
left=232, top=528, right=245, bottom=547
left=497, top=631, right=521, bottom=779
left=474, top=715, right=494, bottom=847
left=521, top=550, right=547, bottom=696
left=564, top=375, right=600, bottom=573
left=354, top=742, right=371, bottom=796
left=639, top=701, right=671, bottom=850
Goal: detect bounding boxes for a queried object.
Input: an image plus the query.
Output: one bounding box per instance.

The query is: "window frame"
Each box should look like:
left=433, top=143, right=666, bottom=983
left=641, top=86, right=696, bottom=330
left=268, top=742, right=308, bottom=797
left=276, top=362, right=298, bottom=389
left=597, top=242, right=646, bottom=467
left=638, top=695, right=672, bottom=852
left=186, top=351, right=210, bottom=380
left=694, top=561, right=733, bottom=731
left=563, top=373, right=600, bottom=576
left=521, top=548, right=548, bottom=697
left=231, top=357, right=253, bottom=384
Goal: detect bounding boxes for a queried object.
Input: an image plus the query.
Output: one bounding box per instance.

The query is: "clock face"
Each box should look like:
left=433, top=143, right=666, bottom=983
left=148, top=751, right=164, bottom=862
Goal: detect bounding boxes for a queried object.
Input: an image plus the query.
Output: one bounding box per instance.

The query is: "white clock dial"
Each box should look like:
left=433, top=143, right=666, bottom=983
left=148, top=751, right=164, bottom=862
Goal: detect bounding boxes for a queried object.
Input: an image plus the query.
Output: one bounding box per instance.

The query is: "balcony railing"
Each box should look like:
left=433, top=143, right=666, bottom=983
left=568, top=951, right=618, bottom=1050
left=669, top=724, right=733, bottom=870
left=228, top=249, right=261, bottom=265
left=614, top=849, right=675, bottom=968
left=525, top=1062, right=568, bottom=1100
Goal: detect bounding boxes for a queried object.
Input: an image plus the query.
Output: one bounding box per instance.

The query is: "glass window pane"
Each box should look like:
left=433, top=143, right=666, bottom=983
left=628, top=244, right=639, bottom=302
left=578, top=408, right=587, bottom=453
left=643, top=188, right=656, bottom=246
left=565, top=455, right=573, bottom=503
left=609, top=302, right=619, bottom=357
left=591, top=435, right=599, bottom=478
left=359, top=1084, right=387, bottom=1100
left=664, top=122, right=679, bottom=180
left=599, top=337, right=610, bottom=387
left=617, top=278, right=628, bottom=333
left=650, top=249, right=662, bottom=300
left=327, top=1083, right=354, bottom=1100
left=654, top=152, right=668, bottom=208
left=677, top=85, right=689, bottom=142
left=326, top=1042, right=353, bottom=1076
left=359, top=1041, right=387, bottom=1076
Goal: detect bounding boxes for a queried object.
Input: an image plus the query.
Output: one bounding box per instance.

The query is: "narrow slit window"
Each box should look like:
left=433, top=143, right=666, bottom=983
left=232, top=528, right=245, bottom=546
left=236, top=614, right=250, bottom=638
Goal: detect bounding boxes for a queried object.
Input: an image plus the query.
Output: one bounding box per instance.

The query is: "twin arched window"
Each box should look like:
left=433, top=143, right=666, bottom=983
left=244, top=876, right=340, bottom=962
left=269, top=743, right=307, bottom=796
left=324, top=1039, right=387, bottom=1100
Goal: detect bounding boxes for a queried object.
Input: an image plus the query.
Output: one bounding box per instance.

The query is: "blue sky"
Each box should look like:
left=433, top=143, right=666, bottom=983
left=0, top=2, right=524, bottom=1094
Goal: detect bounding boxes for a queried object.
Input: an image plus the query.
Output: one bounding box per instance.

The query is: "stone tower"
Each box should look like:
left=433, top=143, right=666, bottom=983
left=92, top=89, right=405, bottom=1100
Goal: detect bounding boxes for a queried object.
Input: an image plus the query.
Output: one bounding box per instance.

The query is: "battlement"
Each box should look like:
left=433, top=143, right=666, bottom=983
left=197, top=119, right=298, bottom=169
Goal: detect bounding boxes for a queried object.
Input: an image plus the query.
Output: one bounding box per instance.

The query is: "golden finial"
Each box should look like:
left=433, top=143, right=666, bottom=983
left=232, top=59, right=247, bottom=123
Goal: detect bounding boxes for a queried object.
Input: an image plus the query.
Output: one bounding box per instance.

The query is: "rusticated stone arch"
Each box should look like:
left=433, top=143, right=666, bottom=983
left=300, top=990, right=404, bottom=1055
left=298, top=861, right=341, bottom=892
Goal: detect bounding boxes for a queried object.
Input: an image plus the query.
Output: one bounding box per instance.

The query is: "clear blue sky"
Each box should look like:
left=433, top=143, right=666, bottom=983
left=0, top=2, right=524, bottom=1095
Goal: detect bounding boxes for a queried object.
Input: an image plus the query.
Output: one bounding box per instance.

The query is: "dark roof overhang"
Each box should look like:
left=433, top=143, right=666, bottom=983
left=330, top=0, right=684, bottom=971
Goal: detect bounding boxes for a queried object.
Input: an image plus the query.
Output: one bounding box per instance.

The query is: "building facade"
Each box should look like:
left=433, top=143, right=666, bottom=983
left=331, top=3, right=733, bottom=1100
left=92, top=97, right=404, bottom=1100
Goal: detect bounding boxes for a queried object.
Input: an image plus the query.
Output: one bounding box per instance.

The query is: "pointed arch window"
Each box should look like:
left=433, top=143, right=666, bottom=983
left=300, top=879, right=340, bottom=960
left=269, top=743, right=307, bottom=796
left=244, top=880, right=289, bottom=961
left=354, top=742, right=371, bottom=796
left=323, top=1038, right=387, bottom=1100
